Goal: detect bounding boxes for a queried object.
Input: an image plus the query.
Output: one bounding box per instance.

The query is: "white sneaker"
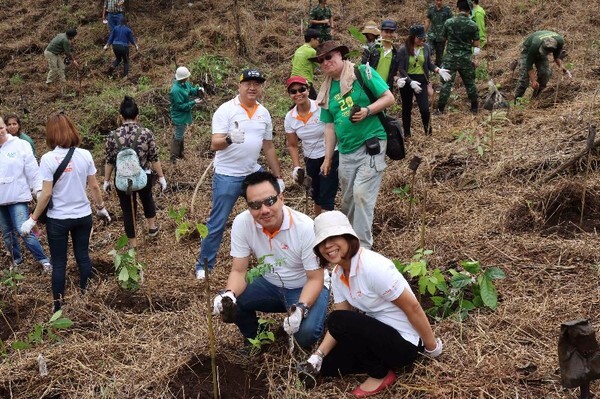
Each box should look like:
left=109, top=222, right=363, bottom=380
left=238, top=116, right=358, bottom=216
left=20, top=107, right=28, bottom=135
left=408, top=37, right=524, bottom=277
left=195, top=269, right=206, bottom=280
left=42, top=262, right=53, bottom=274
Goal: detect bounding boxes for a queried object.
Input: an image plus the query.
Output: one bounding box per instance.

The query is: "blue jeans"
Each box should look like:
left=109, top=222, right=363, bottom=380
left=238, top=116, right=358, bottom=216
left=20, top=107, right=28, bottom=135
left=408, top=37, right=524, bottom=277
left=0, top=203, right=49, bottom=265
left=106, top=13, right=123, bottom=34
left=196, top=172, right=247, bottom=271
left=46, top=215, right=93, bottom=311
left=235, top=276, right=330, bottom=348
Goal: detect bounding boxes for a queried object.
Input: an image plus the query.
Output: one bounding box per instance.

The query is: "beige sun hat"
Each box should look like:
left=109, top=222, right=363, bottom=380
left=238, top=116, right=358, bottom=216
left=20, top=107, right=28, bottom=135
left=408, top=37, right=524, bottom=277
left=362, top=20, right=381, bottom=36
left=313, top=211, right=358, bottom=250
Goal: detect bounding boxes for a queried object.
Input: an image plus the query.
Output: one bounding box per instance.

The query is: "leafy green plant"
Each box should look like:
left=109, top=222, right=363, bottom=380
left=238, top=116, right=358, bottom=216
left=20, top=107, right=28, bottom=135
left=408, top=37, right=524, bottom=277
left=167, top=207, right=208, bottom=242
left=9, top=73, right=23, bottom=86
left=513, top=96, right=530, bottom=110
left=475, top=61, right=489, bottom=82
left=1, top=269, right=25, bottom=323
left=12, top=310, right=73, bottom=350
left=109, top=235, right=144, bottom=291
left=137, top=75, right=151, bottom=91
left=190, top=54, right=233, bottom=88
left=246, top=254, right=284, bottom=284
left=247, top=318, right=276, bottom=354
left=395, top=250, right=505, bottom=321
left=392, top=184, right=418, bottom=205
left=455, top=128, right=490, bottom=157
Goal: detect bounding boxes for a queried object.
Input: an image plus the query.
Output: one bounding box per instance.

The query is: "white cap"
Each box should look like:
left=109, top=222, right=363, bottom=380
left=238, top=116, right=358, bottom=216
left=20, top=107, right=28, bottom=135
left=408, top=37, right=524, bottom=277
left=313, top=211, right=358, bottom=250
left=175, top=66, right=191, bottom=81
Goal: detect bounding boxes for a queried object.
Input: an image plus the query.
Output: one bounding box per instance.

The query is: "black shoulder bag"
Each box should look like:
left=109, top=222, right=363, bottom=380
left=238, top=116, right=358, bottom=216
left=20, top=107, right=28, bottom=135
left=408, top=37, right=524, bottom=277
left=37, top=147, right=76, bottom=224
left=354, top=66, right=406, bottom=161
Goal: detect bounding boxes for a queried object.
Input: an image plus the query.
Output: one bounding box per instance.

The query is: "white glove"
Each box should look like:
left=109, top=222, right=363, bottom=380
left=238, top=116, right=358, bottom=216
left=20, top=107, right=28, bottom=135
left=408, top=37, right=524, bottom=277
left=283, top=307, right=303, bottom=335
left=307, top=353, right=323, bottom=372
left=21, top=217, right=37, bottom=235
left=410, top=80, right=422, bottom=94
left=292, top=166, right=302, bottom=183
left=158, top=176, right=167, bottom=191
left=103, top=44, right=109, bottom=51
left=102, top=19, right=108, bottom=24
left=424, top=338, right=443, bottom=358
left=564, top=69, right=572, bottom=79
left=103, top=180, right=111, bottom=193
left=438, top=68, right=451, bottom=82
left=473, top=47, right=481, bottom=57
left=212, top=291, right=236, bottom=315
left=230, top=122, right=244, bottom=144
left=194, top=98, right=203, bottom=104
left=97, top=207, right=111, bottom=223
left=277, top=178, right=285, bottom=193
left=395, top=77, right=407, bottom=89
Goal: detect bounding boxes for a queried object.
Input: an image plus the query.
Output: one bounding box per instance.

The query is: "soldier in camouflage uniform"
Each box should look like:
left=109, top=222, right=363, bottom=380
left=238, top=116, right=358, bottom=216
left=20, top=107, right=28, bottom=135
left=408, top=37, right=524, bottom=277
left=425, top=0, right=453, bottom=67
left=514, top=31, right=568, bottom=100
left=436, top=0, right=480, bottom=114
left=309, top=0, right=333, bottom=43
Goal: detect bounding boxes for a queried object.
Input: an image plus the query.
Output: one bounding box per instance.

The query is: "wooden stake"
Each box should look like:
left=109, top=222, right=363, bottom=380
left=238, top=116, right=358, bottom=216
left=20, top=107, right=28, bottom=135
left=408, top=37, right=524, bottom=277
left=204, top=257, right=219, bottom=399
left=580, top=125, right=597, bottom=226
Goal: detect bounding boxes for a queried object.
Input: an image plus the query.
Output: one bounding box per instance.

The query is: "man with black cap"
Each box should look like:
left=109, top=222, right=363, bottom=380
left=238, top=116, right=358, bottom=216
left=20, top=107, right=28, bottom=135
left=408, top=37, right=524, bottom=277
left=436, top=0, right=480, bottom=114
left=291, top=29, right=321, bottom=100
left=361, top=20, right=401, bottom=91
left=425, top=0, right=453, bottom=67
left=514, top=30, right=569, bottom=101
left=44, top=29, right=79, bottom=84
left=194, top=69, right=284, bottom=280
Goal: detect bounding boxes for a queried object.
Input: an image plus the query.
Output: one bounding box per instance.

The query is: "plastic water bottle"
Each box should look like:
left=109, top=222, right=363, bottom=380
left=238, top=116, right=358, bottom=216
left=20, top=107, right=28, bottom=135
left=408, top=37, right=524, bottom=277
left=37, top=353, right=48, bottom=377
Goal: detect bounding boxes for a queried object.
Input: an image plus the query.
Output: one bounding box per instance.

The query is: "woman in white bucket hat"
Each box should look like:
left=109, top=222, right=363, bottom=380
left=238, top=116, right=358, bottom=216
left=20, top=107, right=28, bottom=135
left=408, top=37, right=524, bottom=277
left=302, top=210, right=442, bottom=398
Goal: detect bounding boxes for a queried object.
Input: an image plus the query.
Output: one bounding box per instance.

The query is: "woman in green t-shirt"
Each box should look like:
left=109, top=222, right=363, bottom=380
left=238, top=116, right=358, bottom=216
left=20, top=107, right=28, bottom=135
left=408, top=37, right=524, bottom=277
left=5, top=114, right=36, bottom=157
left=397, top=25, right=450, bottom=137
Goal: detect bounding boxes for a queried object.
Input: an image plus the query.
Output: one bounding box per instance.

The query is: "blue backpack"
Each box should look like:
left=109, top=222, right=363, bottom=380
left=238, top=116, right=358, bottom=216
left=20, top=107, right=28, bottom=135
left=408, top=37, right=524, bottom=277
left=113, top=128, right=147, bottom=194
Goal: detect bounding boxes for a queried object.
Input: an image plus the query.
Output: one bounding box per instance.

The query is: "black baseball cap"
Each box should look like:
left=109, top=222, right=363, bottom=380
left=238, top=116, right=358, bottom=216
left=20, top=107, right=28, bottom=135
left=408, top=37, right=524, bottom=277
left=239, top=69, right=266, bottom=83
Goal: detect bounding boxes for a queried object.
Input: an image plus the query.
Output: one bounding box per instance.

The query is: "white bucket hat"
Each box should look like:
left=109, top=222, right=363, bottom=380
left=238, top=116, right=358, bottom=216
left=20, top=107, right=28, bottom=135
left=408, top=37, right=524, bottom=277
left=175, top=66, right=191, bottom=81
left=313, top=211, right=358, bottom=250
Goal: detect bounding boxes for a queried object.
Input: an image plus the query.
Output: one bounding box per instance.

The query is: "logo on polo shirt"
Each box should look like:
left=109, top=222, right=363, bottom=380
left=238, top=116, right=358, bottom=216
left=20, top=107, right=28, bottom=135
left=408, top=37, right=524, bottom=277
left=7, top=152, right=17, bottom=158
left=280, top=243, right=289, bottom=250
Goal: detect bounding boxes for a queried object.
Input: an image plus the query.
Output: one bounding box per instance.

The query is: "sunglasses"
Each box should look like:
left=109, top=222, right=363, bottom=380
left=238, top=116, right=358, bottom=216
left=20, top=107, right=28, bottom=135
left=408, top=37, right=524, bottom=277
left=316, top=54, right=334, bottom=64
left=288, top=86, right=308, bottom=95
left=247, top=194, right=279, bottom=210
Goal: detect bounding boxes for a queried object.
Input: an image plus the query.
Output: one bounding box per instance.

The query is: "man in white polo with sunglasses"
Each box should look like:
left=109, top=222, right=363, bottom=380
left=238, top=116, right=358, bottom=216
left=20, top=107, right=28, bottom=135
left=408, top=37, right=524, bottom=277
left=212, top=171, right=329, bottom=352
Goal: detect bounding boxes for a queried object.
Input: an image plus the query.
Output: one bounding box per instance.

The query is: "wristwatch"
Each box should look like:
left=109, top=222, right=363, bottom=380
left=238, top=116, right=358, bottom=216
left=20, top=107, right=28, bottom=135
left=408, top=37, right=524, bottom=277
left=225, top=135, right=233, bottom=146
left=296, top=302, right=310, bottom=318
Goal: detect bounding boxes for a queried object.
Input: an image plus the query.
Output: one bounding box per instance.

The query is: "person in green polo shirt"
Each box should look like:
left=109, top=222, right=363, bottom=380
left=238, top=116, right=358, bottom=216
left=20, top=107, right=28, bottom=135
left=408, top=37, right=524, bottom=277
left=291, top=29, right=321, bottom=99
left=471, top=0, right=487, bottom=48
left=361, top=20, right=400, bottom=91
left=4, top=114, right=36, bottom=157
left=44, top=29, right=79, bottom=84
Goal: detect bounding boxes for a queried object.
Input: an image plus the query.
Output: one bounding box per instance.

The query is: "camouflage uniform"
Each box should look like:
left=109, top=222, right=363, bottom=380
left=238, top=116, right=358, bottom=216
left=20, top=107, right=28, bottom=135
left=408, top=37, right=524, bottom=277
left=437, top=13, right=480, bottom=111
left=309, top=5, right=332, bottom=42
left=426, top=4, right=453, bottom=66
left=515, top=31, right=565, bottom=99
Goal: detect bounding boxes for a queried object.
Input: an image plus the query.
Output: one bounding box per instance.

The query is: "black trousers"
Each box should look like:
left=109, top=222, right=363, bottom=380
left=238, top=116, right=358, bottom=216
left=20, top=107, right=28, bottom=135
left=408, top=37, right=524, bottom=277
left=308, top=83, right=317, bottom=100
left=320, top=310, right=421, bottom=379
left=400, top=74, right=431, bottom=137
left=431, top=40, right=445, bottom=67
left=116, top=175, right=156, bottom=238
left=112, top=44, right=130, bottom=76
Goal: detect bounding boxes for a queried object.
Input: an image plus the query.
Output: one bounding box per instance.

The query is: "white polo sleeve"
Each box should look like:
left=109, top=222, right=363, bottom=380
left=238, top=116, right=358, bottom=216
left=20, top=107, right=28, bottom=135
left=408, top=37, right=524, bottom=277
left=367, top=255, right=406, bottom=301
left=263, top=108, right=273, bottom=140
left=284, top=111, right=296, bottom=134
left=331, top=266, right=349, bottom=304
left=83, top=149, right=97, bottom=176
left=230, top=212, right=253, bottom=258
left=212, top=102, right=231, bottom=134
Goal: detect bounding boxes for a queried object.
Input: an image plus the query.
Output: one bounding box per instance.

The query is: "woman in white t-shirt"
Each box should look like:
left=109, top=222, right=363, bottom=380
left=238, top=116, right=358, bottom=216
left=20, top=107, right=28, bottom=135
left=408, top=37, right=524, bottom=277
left=303, top=211, right=442, bottom=398
left=284, top=76, right=338, bottom=215
left=21, top=113, right=110, bottom=313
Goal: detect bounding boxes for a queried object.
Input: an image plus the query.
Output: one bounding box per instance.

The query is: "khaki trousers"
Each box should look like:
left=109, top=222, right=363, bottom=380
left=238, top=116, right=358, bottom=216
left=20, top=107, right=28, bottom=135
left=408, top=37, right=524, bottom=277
left=44, top=50, right=65, bottom=83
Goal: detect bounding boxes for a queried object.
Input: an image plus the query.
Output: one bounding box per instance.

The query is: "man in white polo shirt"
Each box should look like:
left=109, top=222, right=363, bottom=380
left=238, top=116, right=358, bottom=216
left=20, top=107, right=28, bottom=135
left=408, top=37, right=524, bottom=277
left=212, top=171, right=329, bottom=349
left=195, top=69, right=284, bottom=279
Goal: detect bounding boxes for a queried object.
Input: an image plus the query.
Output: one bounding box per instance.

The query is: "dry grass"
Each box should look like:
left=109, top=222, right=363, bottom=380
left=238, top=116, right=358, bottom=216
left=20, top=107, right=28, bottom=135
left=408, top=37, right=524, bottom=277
left=1, top=0, right=600, bottom=397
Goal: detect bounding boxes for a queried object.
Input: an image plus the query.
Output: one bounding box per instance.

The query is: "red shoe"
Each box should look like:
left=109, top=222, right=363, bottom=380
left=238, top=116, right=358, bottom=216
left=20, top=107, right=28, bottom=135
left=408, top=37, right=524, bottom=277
left=351, top=370, right=396, bottom=398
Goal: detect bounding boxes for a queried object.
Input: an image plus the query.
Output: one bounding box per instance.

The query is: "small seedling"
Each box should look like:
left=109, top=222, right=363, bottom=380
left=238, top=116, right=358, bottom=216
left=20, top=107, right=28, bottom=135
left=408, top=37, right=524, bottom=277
left=12, top=310, right=73, bottom=350
left=109, top=235, right=144, bottom=291
left=168, top=207, right=208, bottom=242
left=1, top=269, right=25, bottom=323
left=246, top=254, right=284, bottom=284
left=247, top=318, right=276, bottom=355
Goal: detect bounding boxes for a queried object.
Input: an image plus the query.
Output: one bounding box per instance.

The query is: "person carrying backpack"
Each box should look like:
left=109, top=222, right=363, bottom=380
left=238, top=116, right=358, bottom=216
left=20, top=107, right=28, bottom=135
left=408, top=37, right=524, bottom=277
left=103, top=96, right=167, bottom=248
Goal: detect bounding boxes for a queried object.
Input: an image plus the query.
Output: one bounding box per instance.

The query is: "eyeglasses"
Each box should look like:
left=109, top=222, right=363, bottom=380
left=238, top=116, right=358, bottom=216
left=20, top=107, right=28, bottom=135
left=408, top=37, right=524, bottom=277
left=247, top=195, right=279, bottom=210
left=316, top=54, right=334, bottom=64
left=288, top=86, right=308, bottom=95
